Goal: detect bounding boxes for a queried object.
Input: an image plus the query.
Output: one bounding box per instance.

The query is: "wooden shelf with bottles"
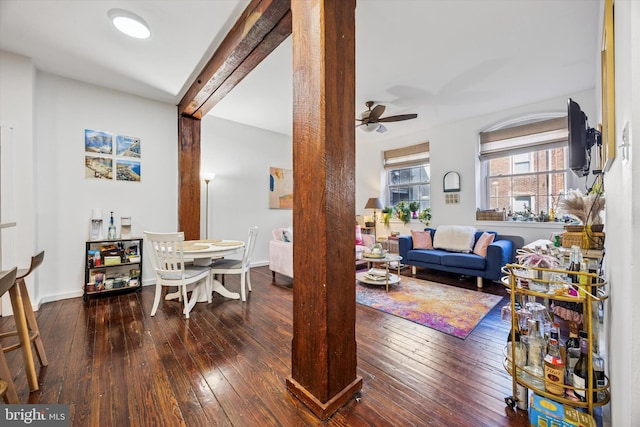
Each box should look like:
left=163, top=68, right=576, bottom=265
left=501, top=263, right=610, bottom=417
left=84, top=237, right=143, bottom=300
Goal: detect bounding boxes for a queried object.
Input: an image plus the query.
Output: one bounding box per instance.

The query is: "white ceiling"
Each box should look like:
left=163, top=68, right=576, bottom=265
left=0, top=0, right=601, bottom=142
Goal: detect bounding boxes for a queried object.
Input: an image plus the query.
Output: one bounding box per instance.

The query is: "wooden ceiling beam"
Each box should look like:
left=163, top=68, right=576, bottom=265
left=178, top=0, right=291, bottom=119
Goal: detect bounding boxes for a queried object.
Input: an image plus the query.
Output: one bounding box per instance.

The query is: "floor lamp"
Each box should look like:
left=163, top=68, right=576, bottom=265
left=202, top=172, right=216, bottom=239
left=364, top=197, right=384, bottom=240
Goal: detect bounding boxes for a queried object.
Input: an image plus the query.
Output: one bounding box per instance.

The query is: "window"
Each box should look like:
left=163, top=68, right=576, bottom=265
left=384, top=143, right=430, bottom=210
left=480, top=117, right=567, bottom=216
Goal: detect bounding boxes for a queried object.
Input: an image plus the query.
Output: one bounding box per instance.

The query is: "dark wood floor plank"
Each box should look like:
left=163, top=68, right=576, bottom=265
left=0, top=265, right=533, bottom=426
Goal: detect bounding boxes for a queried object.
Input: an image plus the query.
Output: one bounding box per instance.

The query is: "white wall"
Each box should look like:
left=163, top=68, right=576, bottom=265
left=200, top=115, right=292, bottom=265
left=601, top=1, right=640, bottom=425
left=35, top=72, right=179, bottom=302
left=0, top=51, right=37, bottom=315
left=356, top=89, right=595, bottom=244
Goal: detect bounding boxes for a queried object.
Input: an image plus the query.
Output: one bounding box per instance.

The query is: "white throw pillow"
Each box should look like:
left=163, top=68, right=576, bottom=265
left=433, top=225, right=477, bottom=253
left=282, top=227, right=293, bottom=243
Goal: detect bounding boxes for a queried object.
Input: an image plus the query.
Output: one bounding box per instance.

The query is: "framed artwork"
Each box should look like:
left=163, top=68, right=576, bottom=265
left=116, top=135, right=141, bottom=158
left=85, top=129, right=141, bottom=181
left=116, top=159, right=141, bottom=182
left=601, top=0, right=615, bottom=171
left=85, top=155, right=113, bottom=180
left=85, top=129, right=112, bottom=155
left=269, top=167, right=293, bottom=209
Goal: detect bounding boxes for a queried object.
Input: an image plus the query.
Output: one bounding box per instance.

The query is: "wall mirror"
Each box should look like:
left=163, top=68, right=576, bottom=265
left=443, top=171, right=460, bottom=193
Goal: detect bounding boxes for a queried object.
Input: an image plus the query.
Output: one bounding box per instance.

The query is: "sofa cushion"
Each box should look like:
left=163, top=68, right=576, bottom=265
left=473, top=232, right=495, bottom=257
left=441, top=252, right=486, bottom=270
left=355, top=225, right=363, bottom=245
left=411, top=230, right=433, bottom=249
left=433, top=225, right=477, bottom=253
left=406, top=249, right=449, bottom=265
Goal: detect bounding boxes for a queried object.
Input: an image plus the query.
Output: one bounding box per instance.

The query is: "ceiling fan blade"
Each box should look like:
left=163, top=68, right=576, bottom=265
left=376, top=124, right=388, bottom=133
left=369, top=104, right=386, bottom=122
left=378, top=113, right=418, bottom=123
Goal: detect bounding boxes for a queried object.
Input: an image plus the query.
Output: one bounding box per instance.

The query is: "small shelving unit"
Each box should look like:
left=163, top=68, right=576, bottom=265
left=84, top=237, right=143, bottom=300
left=502, top=263, right=610, bottom=418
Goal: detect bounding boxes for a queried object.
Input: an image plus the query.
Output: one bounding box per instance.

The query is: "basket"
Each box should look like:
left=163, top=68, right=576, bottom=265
left=476, top=209, right=505, bottom=221
left=561, top=231, right=605, bottom=249
left=564, top=224, right=584, bottom=232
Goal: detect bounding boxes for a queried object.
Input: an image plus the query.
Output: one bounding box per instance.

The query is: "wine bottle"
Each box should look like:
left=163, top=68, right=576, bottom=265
left=544, top=323, right=565, bottom=396
left=565, top=321, right=581, bottom=383
left=572, top=331, right=591, bottom=401
left=567, top=245, right=581, bottom=283
left=108, top=211, right=116, bottom=239
left=593, top=351, right=606, bottom=402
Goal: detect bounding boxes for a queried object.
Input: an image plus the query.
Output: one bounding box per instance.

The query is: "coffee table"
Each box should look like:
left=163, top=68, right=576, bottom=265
left=356, top=254, right=402, bottom=292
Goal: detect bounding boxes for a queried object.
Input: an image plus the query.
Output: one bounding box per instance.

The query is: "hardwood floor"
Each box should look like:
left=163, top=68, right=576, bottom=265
left=1, top=266, right=530, bottom=426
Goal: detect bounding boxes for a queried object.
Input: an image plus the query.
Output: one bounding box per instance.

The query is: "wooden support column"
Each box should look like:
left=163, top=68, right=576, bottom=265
left=177, top=0, right=290, bottom=239
left=286, top=0, right=361, bottom=420
left=178, top=115, right=201, bottom=240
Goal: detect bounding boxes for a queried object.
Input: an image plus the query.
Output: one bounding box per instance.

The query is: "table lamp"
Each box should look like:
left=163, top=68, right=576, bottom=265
left=364, top=197, right=384, bottom=239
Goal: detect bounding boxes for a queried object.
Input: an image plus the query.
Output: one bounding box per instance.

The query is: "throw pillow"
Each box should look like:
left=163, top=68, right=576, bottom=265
left=411, top=230, right=433, bottom=249
left=355, top=225, right=363, bottom=245
left=473, top=232, right=495, bottom=257
left=282, top=227, right=293, bottom=243
left=433, top=225, right=477, bottom=253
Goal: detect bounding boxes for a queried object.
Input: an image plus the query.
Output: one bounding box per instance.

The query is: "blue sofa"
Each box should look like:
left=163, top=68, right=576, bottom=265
left=398, top=228, right=514, bottom=288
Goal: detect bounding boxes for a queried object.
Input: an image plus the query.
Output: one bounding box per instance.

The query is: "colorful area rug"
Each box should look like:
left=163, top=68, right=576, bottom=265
left=356, top=277, right=502, bottom=339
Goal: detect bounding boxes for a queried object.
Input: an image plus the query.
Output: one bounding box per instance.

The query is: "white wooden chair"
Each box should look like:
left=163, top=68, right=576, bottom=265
left=144, top=231, right=211, bottom=318
left=210, top=226, right=259, bottom=302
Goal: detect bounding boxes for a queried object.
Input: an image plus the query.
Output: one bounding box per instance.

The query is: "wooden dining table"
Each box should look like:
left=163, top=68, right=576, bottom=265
left=165, top=239, right=245, bottom=302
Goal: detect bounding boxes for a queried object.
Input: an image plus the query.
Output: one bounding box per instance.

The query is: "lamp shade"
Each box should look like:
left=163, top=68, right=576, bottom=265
left=364, top=197, right=384, bottom=210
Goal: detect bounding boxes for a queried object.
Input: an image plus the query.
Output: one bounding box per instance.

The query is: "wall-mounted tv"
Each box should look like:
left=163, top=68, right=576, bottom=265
left=567, top=98, right=601, bottom=177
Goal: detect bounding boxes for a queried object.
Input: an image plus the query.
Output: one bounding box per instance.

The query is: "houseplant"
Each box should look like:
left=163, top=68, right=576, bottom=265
left=409, top=201, right=420, bottom=219
left=418, top=208, right=431, bottom=226
left=382, top=206, right=393, bottom=227
left=394, top=201, right=412, bottom=224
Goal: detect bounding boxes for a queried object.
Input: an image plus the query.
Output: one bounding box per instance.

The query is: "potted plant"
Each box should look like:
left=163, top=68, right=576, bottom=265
left=394, top=201, right=412, bottom=224
left=418, top=208, right=431, bottom=226
left=382, top=206, right=393, bottom=227
left=409, top=201, right=420, bottom=219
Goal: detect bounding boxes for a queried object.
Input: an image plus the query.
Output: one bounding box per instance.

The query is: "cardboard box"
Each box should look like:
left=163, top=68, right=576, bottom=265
left=104, top=256, right=121, bottom=266
left=529, top=393, right=596, bottom=427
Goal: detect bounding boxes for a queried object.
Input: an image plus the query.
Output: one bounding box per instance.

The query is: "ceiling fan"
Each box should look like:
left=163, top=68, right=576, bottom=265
left=356, top=101, right=418, bottom=133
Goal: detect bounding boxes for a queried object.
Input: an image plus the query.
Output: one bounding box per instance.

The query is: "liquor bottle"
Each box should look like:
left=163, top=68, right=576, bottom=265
left=506, top=329, right=528, bottom=410
left=572, top=331, right=592, bottom=402
left=108, top=211, right=117, bottom=239
left=567, top=245, right=581, bottom=283
left=525, top=320, right=545, bottom=389
left=593, top=351, right=606, bottom=402
left=544, top=323, right=565, bottom=396
left=565, top=321, right=581, bottom=383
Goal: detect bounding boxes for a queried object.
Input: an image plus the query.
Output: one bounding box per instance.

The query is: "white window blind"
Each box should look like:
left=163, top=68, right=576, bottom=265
left=383, top=142, right=429, bottom=169
left=479, top=117, right=567, bottom=160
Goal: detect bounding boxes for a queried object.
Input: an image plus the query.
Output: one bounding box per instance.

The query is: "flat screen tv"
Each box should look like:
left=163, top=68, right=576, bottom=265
left=567, top=98, right=591, bottom=177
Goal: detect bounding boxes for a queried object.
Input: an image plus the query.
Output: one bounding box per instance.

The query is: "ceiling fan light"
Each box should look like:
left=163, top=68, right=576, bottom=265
left=109, top=9, right=151, bottom=39
left=360, top=123, right=379, bottom=132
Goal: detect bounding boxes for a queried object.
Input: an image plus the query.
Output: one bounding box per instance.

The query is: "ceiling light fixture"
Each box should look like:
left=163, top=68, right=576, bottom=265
left=108, top=9, right=151, bottom=39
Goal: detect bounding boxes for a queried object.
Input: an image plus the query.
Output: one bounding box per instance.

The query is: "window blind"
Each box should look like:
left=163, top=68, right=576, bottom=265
left=479, top=117, right=567, bottom=160
left=383, top=142, right=430, bottom=169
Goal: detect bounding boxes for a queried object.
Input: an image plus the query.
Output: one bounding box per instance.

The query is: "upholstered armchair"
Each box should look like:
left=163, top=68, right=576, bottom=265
left=355, top=226, right=376, bottom=260
left=269, top=226, right=377, bottom=283
left=269, top=227, right=293, bottom=282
